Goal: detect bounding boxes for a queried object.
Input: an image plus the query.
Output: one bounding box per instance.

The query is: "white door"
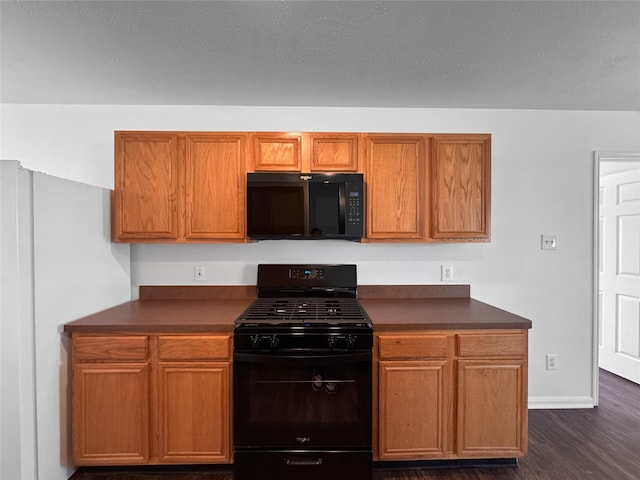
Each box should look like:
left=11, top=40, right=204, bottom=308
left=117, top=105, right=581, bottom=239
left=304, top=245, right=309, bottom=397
left=598, top=157, right=640, bottom=384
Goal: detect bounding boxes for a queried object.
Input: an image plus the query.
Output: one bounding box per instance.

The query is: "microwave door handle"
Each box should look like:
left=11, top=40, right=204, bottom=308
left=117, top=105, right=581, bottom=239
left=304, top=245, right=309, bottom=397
left=338, top=182, right=346, bottom=234
left=302, top=180, right=310, bottom=236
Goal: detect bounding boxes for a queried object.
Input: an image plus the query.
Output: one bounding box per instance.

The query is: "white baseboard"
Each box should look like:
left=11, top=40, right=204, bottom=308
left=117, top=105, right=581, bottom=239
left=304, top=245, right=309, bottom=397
left=528, top=396, right=595, bottom=409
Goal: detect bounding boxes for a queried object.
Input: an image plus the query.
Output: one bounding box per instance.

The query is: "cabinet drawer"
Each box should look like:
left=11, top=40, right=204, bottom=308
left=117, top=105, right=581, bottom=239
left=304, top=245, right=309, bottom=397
left=73, top=335, right=148, bottom=362
left=378, top=334, right=448, bottom=360
left=158, top=335, right=231, bottom=361
left=457, top=333, right=526, bottom=357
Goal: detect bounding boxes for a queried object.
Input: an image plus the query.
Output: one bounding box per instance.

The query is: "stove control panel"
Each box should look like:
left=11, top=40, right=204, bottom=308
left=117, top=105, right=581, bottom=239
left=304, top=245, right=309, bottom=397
left=250, top=334, right=281, bottom=350
left=289, top=267, right=324, bottom=280
left=327, top=334, right=358, bottom=351
left=256, top=264, right=356, bottom=291
left=237, top=330, right=372, bottom=351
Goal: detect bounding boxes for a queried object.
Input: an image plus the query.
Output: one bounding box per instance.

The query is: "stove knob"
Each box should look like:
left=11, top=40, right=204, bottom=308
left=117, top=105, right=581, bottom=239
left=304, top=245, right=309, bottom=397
left=269, top=334, right=280, bottom=350
left=327, top=336, right=338, bottom=350
left=250, top=334, right=262, bottom=349
left=346, top=334, right=357, bottom=350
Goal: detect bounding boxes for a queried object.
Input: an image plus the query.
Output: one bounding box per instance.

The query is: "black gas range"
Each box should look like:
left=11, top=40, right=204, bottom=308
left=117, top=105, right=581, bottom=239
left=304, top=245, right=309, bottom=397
left=233, top=264, right=373, bottom=480
left=234, top=263, right=372, bottom=348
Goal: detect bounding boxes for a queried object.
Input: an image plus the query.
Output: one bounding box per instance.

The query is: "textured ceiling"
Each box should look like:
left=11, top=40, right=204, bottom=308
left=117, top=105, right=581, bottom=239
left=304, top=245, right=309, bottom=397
left=1, top=1, right=639, bottom=110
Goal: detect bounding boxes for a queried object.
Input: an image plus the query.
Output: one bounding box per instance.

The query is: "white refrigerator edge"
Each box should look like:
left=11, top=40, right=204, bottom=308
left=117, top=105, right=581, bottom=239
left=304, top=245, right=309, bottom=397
left=1, top=160, right=131, bottom=480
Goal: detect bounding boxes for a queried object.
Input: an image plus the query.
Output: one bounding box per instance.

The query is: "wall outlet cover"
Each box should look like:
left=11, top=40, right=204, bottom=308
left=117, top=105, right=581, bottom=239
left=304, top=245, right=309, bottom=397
left=441, top=265, right=454, bottom=282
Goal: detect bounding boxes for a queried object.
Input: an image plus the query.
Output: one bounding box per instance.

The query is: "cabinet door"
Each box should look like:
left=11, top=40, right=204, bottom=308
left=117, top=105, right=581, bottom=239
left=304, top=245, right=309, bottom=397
left=364, top=135, right=427, bottom=239
left=457, top=359, right=527, bottom=457
left=310, top=133, right=359, bottom=171
left=157, top=362, right=230, bottom=463
left=184, top=134, right=247, bottom=240
left=378, top=361, right=447, bottom=459
left=431, top=135, right=491, bottom=240
left=113, top=132, right=180, bottom=240
left=72, top=363, right=149, bottom=465
left=251, top=132, right=303, bottom=171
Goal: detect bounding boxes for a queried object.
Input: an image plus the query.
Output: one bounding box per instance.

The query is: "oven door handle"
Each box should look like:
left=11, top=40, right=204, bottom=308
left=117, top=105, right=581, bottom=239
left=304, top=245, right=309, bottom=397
left=285, top=457, right=324, bottom=466
left=234, top=351, right=371, bottom=365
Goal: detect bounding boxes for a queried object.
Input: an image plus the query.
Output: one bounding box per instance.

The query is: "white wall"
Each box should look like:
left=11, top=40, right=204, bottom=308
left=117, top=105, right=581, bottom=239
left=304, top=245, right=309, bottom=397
left=2, top=105, right=639, bottom=414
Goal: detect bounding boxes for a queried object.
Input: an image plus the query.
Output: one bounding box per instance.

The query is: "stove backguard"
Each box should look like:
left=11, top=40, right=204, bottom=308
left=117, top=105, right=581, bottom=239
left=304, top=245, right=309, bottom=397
left=256, top=264, right=358, bottom=298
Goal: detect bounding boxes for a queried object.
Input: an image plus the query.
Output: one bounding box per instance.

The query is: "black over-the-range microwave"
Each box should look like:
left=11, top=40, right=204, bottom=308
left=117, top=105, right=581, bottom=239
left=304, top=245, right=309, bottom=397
left=246, top=172, right=364, bottom=240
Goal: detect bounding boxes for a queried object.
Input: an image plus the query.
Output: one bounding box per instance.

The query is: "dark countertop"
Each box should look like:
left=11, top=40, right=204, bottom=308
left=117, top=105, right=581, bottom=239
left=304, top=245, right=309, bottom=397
left=63, top=299, right=253, bottom=333
left=360, top=298, right=531, bottom=331
left=63, top=285, right=531, bottom=334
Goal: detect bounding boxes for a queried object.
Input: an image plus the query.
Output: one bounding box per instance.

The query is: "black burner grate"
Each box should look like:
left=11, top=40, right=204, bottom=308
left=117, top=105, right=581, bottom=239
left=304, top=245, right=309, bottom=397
left=238, top=297, right=370, bottom=324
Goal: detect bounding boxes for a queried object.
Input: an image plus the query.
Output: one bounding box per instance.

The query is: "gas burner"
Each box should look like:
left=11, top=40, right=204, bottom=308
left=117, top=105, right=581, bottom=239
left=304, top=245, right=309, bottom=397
left=237, top=297, right=370, bottom=325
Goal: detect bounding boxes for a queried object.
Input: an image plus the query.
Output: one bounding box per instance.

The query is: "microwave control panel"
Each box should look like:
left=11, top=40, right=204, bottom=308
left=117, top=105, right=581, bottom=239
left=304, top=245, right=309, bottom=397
left=346, top=183, right=363, bottom=230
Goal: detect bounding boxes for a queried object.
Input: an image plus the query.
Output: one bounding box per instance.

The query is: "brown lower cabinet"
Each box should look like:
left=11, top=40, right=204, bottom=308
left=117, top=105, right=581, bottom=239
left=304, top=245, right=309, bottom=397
left=71, top=329, right=526, bottom=467
left=71, top=334, right=231, bottom=466
left=72, top=361, right=150, bottom=464
left=375, top=330, right=528, bottom=461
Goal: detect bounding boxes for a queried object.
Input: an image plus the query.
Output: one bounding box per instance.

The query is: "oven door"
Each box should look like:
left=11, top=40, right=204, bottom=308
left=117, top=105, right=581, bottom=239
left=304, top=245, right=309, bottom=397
left=233, top=350, right=372, bottom=449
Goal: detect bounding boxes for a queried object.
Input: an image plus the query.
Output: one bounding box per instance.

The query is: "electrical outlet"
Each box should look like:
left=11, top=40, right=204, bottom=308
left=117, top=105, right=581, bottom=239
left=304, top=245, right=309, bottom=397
left=546, top=354, right=557, bottom=370
left=194, top=266, right=206, bottom=282
left=441, top=265, right=454, bottom=282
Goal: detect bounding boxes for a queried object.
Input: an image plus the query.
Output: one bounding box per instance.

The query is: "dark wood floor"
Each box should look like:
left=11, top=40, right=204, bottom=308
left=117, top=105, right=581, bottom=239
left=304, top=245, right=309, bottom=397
left=71, top=369, right=640, bottom=480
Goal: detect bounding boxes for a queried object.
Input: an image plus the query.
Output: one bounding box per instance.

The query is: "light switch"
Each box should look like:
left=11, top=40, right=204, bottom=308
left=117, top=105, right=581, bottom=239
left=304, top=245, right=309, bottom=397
left=541, top=234, right=557, bottom=250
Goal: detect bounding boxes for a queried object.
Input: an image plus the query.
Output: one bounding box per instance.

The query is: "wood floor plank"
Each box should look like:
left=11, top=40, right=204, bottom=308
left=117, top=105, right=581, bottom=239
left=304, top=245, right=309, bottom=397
left=70, top=370, right=640, bottom=480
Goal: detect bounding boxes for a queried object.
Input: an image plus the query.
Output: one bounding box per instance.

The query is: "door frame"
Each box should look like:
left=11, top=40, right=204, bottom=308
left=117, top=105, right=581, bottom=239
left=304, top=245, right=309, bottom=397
left=592, top=151, right=640, bottom=405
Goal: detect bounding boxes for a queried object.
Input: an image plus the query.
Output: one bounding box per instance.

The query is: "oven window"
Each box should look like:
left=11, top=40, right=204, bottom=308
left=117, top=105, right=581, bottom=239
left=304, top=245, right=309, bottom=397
left=247, top=186, right=305, bottom=235
left=234, top=354, right=371, bottom=448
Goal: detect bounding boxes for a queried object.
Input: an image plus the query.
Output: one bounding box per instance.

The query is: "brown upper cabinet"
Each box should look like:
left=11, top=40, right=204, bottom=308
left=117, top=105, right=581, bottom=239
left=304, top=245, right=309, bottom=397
left=249, top=132, right=361, bottom=172
left=364, top=133, right=490, bottom=242
left=113, top=131, right=247, bottom=243
left=250, top=132, right=303, bottom=171
left=184, top=134, right=247, bottom=241
left=113, top=131, right=490, bottom=243
left=113, top=132, right=181, bottom=241
left=309, top=133, right=360, bottom=171
left=431, top=135, right=491, bottom=240
left=364, top=134, right=427, bottom=240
